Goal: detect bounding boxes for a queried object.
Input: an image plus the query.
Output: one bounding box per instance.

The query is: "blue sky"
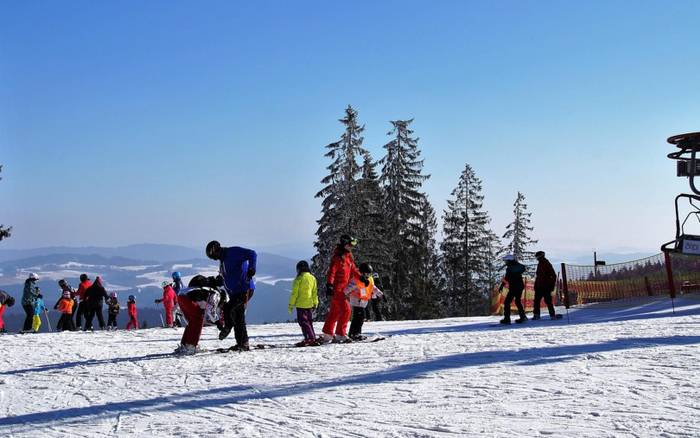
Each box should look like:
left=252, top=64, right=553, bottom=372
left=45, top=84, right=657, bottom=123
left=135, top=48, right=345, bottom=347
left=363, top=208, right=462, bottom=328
left=1, top=1, right=699, bottom=258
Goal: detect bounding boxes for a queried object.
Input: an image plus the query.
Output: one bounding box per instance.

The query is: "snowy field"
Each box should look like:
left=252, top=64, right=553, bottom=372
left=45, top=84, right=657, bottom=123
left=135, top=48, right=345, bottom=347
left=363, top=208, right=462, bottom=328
left=1, top=295, right=699, bottom=438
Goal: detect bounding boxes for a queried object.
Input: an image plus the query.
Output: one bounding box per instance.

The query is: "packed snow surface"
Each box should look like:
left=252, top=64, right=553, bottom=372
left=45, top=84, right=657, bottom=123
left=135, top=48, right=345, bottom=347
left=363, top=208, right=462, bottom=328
left=1, top=295, right=699, bottom=437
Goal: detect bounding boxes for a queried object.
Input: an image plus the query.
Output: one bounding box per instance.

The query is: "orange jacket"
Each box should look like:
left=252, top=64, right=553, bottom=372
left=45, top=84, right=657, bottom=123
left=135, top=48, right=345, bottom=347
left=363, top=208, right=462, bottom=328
left=56, top=297, right=74, bottom=314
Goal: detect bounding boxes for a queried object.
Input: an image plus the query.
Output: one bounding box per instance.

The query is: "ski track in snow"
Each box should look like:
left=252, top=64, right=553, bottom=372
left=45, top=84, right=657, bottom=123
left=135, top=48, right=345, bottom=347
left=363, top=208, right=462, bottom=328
left=0, top=295, right=699, bottom=437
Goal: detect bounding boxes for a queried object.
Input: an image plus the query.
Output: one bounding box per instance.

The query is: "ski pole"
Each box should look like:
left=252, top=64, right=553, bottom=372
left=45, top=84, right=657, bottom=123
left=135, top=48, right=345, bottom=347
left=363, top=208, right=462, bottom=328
left=160, top=314, right=165, bottom=328
left=44, top=309, right=53, bottom=332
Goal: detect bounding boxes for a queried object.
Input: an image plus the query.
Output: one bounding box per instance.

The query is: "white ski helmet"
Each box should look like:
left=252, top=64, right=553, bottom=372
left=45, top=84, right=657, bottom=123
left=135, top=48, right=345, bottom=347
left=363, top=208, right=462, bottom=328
left=502, top=254, right=516, bottom=262
left=28, top=273, right=39, bottom=281
left=161, top=281, right=171, bottom=288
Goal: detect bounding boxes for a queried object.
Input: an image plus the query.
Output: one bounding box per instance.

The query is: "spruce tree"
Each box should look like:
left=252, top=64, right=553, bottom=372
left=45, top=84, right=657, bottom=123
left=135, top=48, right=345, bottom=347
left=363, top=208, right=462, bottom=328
left=503, top=191, right=538, bottom=263
left=440, top=164, right=490, bottom=316
left=407, top=195, right=442, bottom=319
left=312, top=106, right=368, bottom=311
left=379, top=119, right=430, bottom=319
left=0, top=165, right=11, bottom=241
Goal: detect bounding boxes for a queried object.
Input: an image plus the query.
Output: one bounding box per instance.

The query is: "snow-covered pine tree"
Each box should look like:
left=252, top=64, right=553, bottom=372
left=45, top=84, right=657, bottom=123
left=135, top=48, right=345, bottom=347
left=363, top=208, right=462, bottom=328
left=351, top=151, right=393, bottom=289
left=379, top=119, right=430, bottom=319
left=312, top=106, right=368, bottom=312
left=0, top=165, right=11, bottom=241
left=440, top=164, right=490, bottom=317
left=502, top=191, right=538, bottom=264
left=407, top=195, right=442, bottom=319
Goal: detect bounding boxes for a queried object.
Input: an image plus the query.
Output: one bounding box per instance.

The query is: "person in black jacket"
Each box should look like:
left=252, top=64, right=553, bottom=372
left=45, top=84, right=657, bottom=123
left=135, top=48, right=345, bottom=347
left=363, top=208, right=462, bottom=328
left=83, top=276, right=109, bottom=330
left=499, top=255, right=528, bottom=325
left=533, top=251, right=560, bottom=320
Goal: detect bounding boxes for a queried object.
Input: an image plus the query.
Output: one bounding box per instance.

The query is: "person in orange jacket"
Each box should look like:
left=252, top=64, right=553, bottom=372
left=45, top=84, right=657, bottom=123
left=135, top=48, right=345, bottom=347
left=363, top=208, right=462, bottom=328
left=320, top=234, right=361, bottom=343
left=155, top=281, right=177, bottom=328
left=126, top=295, right=139, bottom=330
left=55, top=290, right=75, bottom=331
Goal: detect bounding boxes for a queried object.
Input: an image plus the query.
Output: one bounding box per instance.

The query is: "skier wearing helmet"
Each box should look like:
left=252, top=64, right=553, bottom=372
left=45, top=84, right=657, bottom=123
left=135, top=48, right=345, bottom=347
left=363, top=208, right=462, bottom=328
left=155, top=281, right=177, bottom=328
left=170, top=272, right=186, bottom=327
left=499, top=255, right=528, bottom=324
left=288, top=260, right=319, bottom=347
left=345, top=262, right=384, bottom=341
left=126, top=295, right=138, bottom=330
left=21, top=273, right=40, bottom=333
left=206, top=240, right=257, bottom=351
left=320, top=234, right=361, bottom=343
left=0, top=290, right=15, bottom=333
left=106, top=292, right=120, bottom=330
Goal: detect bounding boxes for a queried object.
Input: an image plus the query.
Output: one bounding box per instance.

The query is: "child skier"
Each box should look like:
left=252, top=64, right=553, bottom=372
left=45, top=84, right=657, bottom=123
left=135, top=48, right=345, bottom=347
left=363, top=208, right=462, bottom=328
left=32, top=293, right=47, bottom=333
left=288, top=260, right=319, bottom=347
left=155, top=281, right=177, bottom=328
left=126, top=295, right=139, bottom=330
left=171, top=271, right=186, bottom=327
left=107, top=292, right=120, bottom=330
left=345, top=263, right=384, bottom=341
left=0, top=290, right=15, bottom=333
left=57, top=279, right=78, bottom=330
left=55, top=290, right=75, bottom=331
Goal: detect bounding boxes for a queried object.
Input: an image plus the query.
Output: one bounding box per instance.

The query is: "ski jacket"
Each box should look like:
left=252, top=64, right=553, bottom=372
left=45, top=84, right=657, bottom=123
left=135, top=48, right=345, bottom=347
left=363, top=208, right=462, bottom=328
left=0, top=290, right=12, bottom=306
left=534, top=257, right=557, bottom=291
left=77, top=280, right=92, bottom=301
left=127, top=301, right=137, bottom=318
left=22, top=280, right=40, bottom=307
left=107, top=298, right=120, bottom=315
left=85, top=281, right=109, bottom=306
left=219, top=246, right=257, bottom=296
left=59, top=283, right=77, bottom=300
left=162, top=285, right=177, bottom=307
left=288, top=272, right=318, bottom=312
left=345, top=276, right=384, bottom=308
left=504, top=262, right=526, bottom=290
left=326, top=249, right=360, bottom=292
left=56, top=297, right=74, bottom=314
left=33, top=297, right=46, bottom=315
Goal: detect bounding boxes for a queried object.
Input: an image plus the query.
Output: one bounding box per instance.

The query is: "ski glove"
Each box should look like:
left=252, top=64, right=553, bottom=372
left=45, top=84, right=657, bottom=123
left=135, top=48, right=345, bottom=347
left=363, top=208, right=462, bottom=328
left=325, top=283, right=334, bottom=298
left=246, top=267, right=256, bottom=281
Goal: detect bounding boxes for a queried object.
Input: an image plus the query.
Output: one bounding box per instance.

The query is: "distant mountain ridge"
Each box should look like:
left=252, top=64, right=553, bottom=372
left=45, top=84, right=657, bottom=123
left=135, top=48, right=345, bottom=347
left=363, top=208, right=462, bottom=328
left=0, top=243, right=203, bottom=263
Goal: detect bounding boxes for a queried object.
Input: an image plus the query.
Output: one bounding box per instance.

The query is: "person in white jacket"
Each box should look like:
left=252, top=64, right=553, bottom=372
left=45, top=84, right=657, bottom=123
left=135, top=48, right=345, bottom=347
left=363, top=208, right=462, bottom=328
left=345, top=263, right=383, bottom=341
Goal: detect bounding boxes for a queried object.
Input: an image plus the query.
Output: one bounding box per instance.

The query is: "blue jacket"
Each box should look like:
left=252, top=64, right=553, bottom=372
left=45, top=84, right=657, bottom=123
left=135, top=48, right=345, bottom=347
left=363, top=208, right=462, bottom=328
left=219, top=246, right=257, bottom=295
left=33, top=297, right=46, bottom=315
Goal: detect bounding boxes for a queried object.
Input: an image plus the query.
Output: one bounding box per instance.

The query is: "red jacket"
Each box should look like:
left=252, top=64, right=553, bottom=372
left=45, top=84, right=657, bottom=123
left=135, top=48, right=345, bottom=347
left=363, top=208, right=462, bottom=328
left=534, top=258, right=557, bottom=291
left=77, top=280, right=92, bottom=301
left=326, top=249, right=360, bottom=292
left=162, top=285, right=177, bottom=307
left=128, top=301, right=137, bottom=317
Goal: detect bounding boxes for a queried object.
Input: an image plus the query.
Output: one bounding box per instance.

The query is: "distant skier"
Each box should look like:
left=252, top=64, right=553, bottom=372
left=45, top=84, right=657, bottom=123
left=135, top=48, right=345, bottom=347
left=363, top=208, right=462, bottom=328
left=106, top=292, right=120, bottom=330
left=126, top=295, right=139, bottom=330
left=346, top=263, right=384, bottom=341
left=32, top=293, right=47, bottom=332
left=499, top=255, right=527, bottom=324
left=21, top=273, right=40, bottom=333
left=171, top=271, right=186, bottom=327
left=155, top=281, right=178, bottom=328
left=533, top=251, right=561, bottom=320
left=320, top=234, right=360, bottom=343
left=75, top=274, right=93, bottom=330
left=0, top=290, right=16, bottom=333
left=206, top=240, right=257, bottom=351
left=175, top=274, right=227, bottom=355
left=57, top=279, right=78, bottom=330
left=288, top=260, right=319, bottom=347
left=84, top=276, right=109, bottom=330
left=55, top=290, right=76, bottom=331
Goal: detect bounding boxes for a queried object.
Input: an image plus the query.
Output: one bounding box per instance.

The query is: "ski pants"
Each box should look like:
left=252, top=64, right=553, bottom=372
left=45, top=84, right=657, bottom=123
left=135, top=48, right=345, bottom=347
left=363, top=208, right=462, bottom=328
left=223, top=293, right=249, bottom=347
left=296, top=308, right=316, bottom=341
left=57, top=313, right=75, bottom=331
left=322, top=291, right=351, bottom=337
left=75, top=301, right=87, bottom=329
left=178, top=295, right=204, bottom=346
left=22, top=304, right=34, bottom=331
left=0, top=304, right=5, bottom=330
left=84, top=303, right=105, bottom=330
left=349, top=306, right=366, bottom=337
left=533, top=287, right=556, bottom=318
left=164, top=303, right=174, bottom=327
left=32, top=314, right=42, bottom=332
left=503, top=286, right=526, bottom=320
left=126, top=314, right=139, bottom=330
left=107, top=313, right=118, bottom=328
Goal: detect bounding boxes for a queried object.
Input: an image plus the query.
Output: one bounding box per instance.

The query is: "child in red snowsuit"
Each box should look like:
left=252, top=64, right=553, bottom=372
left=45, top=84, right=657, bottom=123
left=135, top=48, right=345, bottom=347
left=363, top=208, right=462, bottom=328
left=321, top=235, right=361, bottom=343
left=126, top=295, right=139, bottom=330
left=156, top=282, right=178, bottom=327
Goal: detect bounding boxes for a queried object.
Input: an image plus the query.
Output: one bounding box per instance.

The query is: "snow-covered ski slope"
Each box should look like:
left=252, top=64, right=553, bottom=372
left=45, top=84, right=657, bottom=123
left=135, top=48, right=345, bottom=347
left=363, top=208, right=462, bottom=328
left=1, top=295, right=699, bottom=437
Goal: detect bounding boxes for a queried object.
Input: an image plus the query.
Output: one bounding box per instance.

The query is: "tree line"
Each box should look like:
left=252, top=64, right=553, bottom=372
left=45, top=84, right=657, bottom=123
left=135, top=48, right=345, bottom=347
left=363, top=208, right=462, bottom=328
left=312, top=106, right=537, bottom=319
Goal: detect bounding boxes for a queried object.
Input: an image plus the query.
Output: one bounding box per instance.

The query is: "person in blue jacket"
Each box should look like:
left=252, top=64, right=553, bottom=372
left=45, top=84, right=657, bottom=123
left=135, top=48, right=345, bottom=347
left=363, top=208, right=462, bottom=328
left=206, top=240, right=257, bottom=351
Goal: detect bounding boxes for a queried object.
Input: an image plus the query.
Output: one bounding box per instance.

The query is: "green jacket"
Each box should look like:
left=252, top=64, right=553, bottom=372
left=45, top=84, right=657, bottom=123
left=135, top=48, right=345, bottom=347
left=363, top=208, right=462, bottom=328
left=288, top=272, right=318, bottom=312
left=22, top=280, right=39, bottom=307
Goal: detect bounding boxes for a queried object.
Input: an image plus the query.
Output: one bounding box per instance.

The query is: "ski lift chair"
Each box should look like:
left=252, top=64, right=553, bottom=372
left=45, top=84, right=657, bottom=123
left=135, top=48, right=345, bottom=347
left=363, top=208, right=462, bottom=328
left=661, top=132, right=700, bottom=255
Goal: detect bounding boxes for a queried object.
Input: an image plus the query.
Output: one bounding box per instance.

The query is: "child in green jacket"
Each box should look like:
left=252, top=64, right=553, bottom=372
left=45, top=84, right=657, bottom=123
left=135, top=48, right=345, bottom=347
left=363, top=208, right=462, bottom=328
left=288, top=261, right=319, bottom=346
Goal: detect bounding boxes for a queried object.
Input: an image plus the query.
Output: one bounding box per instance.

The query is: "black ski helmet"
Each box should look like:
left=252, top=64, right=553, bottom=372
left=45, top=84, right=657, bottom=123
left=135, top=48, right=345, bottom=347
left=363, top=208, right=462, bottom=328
left=80, top=274, right=89, bottom=282
left=206, top=240, right=222, bottom=260
left=5, top=296, right=15, bottom=307
left=359, top=263, right=373, bottom=274
left=339, top=234, right=357, bottom=247
left=296, top=260, right=310, bottom=274
left=128, top=295, right=135, bottom=302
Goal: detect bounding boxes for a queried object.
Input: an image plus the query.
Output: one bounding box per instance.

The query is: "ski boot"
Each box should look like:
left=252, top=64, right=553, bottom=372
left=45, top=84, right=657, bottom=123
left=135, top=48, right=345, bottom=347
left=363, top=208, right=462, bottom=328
left=532, top=314, right=541, bottom=320
left=230, top=343, right=250, bottom=352
left=499, top=318, right=511, bottom=325
left=317, top=333, right=333, bottom=344
left=218, top=325, right=232, bottom=341
left=332, top=335, right=352, bottom=344
left=515, top=316, right=528, bottom=324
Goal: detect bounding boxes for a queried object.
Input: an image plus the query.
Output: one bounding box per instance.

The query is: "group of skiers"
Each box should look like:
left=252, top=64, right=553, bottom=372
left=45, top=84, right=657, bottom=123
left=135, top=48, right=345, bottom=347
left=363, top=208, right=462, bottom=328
left=499, top=250, right=560, bottom=324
